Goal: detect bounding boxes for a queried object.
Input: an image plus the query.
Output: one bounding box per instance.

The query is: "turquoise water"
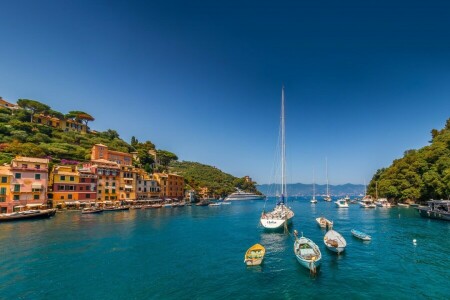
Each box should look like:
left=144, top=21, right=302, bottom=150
left=1, top=198, right=449, bottom=299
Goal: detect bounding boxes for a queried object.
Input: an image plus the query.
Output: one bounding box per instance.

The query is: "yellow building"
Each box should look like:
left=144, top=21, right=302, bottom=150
left=34, top=114, right=88, bottom=133
left=118, top=165, right=137, bottom=201
left=136, top=169, right=160, bottom=199
left=154, top=173, right=184, bottom=200
left=0, top=166, right=12, bottom=213
left=199, top=187, right=210, bottom=199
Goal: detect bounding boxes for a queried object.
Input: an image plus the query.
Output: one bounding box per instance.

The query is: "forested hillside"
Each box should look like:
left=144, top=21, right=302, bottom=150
left=169, top=161, right=260, bottom=197
left=367, top=118, right=450, bottom=202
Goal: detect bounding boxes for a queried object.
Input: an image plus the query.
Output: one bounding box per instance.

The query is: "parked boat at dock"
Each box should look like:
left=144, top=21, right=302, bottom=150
left=81, top=207, right=103, bottom=214
left=103, top=206, right=130, bottom=212
left=0, top=209, right=56, bottom=222
left=375, top=198, right=391, bottom=208
left=417, top=200, right=450, bottom=221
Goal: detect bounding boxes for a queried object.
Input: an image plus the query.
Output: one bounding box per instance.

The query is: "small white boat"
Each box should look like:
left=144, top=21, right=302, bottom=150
left=209, top=202, right=221, bottom=206
left=397, top=203, right=409, bottom=207
left=324, top=229, right=347, bottom=254
left=335, top=199, right=349, bottom=208
left=310, top=199, right=317, bottom=204
left=376, top=198, right=391, bottom=208
left=360, top=198, right=376, bottom=208
left=344, top=195, right=350, bottom=201
left=351, top=229, right=372, bottom=241
left=221, top=201, right=231, bottom=205
left=293, top=230, right=321, bottom=274
left=315, top=217, right=333, bottom=229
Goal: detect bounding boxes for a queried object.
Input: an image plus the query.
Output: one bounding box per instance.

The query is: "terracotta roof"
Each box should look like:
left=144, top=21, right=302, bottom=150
left=13, top=157, right=49, bottom=164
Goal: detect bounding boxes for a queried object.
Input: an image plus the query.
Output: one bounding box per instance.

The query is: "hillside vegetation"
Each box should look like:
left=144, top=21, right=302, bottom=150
left=169, top=161, right=259, bottom=197
left=367, top=118, right=450, bottom=202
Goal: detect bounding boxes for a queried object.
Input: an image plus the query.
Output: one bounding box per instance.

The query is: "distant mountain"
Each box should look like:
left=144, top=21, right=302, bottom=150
left=257, top=183, right=365, bottom=197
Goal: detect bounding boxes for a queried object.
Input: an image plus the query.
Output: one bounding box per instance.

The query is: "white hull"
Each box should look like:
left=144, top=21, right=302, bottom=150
left=224, top=195, right=264, bottom=201
left=335, top=200, right=349, bottom=208
left=325, top=245, right=346, bottom=253
left=260, top=216, right=292, bottom=229
left=324, top=229, right=347, bottom=254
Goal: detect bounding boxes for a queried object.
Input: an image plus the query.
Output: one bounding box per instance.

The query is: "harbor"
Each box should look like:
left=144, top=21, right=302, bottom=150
left=0, top=198, right=448, bottom=299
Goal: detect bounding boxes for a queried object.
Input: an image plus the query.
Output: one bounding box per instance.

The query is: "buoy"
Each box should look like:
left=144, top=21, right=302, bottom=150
left=413, top=239, right=417, bottom=244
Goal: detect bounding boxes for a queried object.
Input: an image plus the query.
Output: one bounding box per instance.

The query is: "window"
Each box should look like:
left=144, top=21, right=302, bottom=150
left=68, top=194, right=72, bottom=200
left=1, top=176, right=7, bottom=183
left=13, top=195, right=19, bottom=200
left=34, top=195, right=39, bottom=200
left=69, top=186, right=74, bottom=191
left=112, top=189, right=116, bottom=194
left=105, top=196, right=109, bottom=200
left=70, top=176, right=75, bottom=181
left=126, top=193, right=130, bottom=198
left=80, top=187, right=83, bottom=191
left=15, top=173, right=21, bottom=179
left=61, top=196, right=64, bottom=200
left=86, top=194, right=90, bottom=198
left=60, top=176, right=66, bottom=181
left=0, top=187, right=6, bottom=195
left=81, top=178, right=85, bottom=183
left=22, top=164, right=28, bottom=168
left=35, top=165, right=41, bottom=170
left=58, top=185, right=65, bottom=191
left=14, top=184, right=20, bottom=192
left=105, top=189, right=109, bottom=194
left=35, top=174, right=41, bottom=180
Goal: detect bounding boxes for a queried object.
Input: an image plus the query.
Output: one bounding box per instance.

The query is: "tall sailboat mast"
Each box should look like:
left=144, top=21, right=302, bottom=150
left=326, top=157, right=329, bottom=196
left=313, top=169, right=316, bottom=200
left=281, top=86, right=286, bottom=203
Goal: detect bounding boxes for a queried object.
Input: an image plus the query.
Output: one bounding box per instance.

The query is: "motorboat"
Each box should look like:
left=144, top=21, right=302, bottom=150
left=417, top=200, right=450, bottom=221
left=315, top=217, right=333, bottom=229
left=225, top=189, right=265, bottom=201
left=81, top=207, right=103, bottom=214
left=376, top=198, right=391, bottom=208
left=0, top=209, right=56, bottom=222
left=335, top=199, right=349, bottom=208
left=360, top=198, right=376, bottom=208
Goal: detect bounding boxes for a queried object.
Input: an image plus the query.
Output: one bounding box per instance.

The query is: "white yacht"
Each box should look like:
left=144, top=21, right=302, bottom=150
left=260, top=87, right=294, bottom=230
left=360, top=197, right=376, bottom=208
left=224, top=189, right=265, bottom=201
left=335, top=199, right=349, bottom=208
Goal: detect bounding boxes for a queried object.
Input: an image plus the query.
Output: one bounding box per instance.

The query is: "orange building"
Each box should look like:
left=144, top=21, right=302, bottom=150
left=154, top=173, right=184, bottom=200
left=136, top=169, right=160, bottom=199
left=90, top=159, right=120, bottom=202
left=91, top=144, right=133, bottom=166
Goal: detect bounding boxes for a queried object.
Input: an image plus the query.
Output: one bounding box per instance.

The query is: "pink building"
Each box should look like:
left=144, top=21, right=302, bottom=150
left=9, top=156, right=50, bottom=211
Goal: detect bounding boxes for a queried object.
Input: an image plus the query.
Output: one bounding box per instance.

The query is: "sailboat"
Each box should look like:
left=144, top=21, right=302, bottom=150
left=310, top=169, right=317, bottom=204
left=323, top=157, right=332, bottom=201
left=260, top=87, right=294, bottom=230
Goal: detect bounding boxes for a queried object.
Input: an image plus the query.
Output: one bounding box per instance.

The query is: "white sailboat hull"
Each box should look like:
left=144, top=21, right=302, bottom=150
left=260, top=216, right=292, bottom=229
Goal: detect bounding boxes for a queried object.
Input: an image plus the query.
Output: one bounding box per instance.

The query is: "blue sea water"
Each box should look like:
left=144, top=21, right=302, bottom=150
left=1, top=198, right=449, bottom=299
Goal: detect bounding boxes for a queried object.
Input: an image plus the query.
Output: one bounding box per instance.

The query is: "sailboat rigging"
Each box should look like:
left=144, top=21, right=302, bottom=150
left=323, top=157, right=331, bottom=202
left=260, top=86, right=294, bottom=229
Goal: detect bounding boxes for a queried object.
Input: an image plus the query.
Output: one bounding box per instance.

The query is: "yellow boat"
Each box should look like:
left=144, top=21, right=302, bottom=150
left=244, top=243, right=265, bottom=266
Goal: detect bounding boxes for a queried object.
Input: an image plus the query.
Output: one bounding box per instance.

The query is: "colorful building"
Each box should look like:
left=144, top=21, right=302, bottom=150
left=91, top=144, right=133, bottom=166
left=154, top=173, right=185, bottom=200
left=9, top=156, right=49, bottom=211
left=48, top=165, right=97, bottom=207
left=90, top=159, right=120, bottom=203
left=33, top=114, right=88, bottom=133
left=118, top=165, right=137, bottom=201
left=0, top=166, right=13, bottom=213
left=136, top=169, right=160, bottom=199
left=0, top=97, right=20, bottom=111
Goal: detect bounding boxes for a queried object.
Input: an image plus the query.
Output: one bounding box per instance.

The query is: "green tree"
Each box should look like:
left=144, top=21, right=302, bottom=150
left=17, top=99, right=50, bottom=122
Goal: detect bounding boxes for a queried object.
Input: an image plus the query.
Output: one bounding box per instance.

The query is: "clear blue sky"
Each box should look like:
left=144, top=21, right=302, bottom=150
left=1, top=0, right=449, bottom=184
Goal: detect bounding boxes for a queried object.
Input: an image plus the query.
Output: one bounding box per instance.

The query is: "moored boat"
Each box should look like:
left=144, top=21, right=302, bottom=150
left=81, top=207, right=103, bottom=214
left=293, top=230, right=321, bottom=274
left=244, top=243, right=265, bottom=266
left=335, top=199, right=349, bottom=208
left=225, top=189, right=265, bottom=201
left=209, top=202, right=221, bottom=206
left=351, top=229, right=372, bottom=241
left=315, top=217, right=333, bottom=229
left=196, top=201, right=210, bottom=206
left=0, top=209, right=56, bottom=222
left=324, top=229, right=347, bottom=254
left=375, top=198, right=391, bottom=208
left=103, top=206, right=130, bottom=211
left=360, top=198, right=376, bottom=208
left=417, top=200, right=450, bottom=221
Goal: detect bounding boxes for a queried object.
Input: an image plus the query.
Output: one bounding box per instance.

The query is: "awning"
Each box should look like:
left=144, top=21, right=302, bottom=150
left=125, top=185, right=133, bottom=189
left=64, top=201, right=78, bottom=205
left=26, top=203, right=42, bottom=207
left=14, top=205, right=25, bottom=208
left=105, top=201, right=113, bottom=204
left=32, top=183, right=42, bottom=189
left=124, top=200, right=134, bottom=202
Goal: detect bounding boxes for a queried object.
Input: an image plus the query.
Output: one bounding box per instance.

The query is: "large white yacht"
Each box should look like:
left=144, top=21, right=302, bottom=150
left=224, top=189, right=265, bottom=201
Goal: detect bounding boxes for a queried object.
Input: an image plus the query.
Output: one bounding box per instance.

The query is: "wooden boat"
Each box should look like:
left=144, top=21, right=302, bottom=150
left=351, top=229, right=372, bottom=241
left=315, top=217, right=333, bottom=229
left=293, top=231, right=321, bottom=273
left=244, top=243, right=265, bottom=266
left=103, top=206, right=130, bottom=211
left=324, top=229, right=347, bottom=254
left=0, top=209, right=56, bottom=222
left=81, top=207, right=103, bottom=214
